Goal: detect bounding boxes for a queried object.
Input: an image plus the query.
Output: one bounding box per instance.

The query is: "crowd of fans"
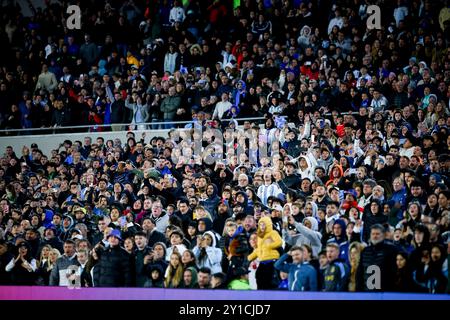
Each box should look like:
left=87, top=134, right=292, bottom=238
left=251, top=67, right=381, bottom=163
left=0, top=0, right=449, bottom=293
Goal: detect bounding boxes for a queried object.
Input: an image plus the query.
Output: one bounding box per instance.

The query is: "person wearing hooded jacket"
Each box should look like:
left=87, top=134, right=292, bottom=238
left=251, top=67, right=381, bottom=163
left=144, top=263, right=165, bottom=288
left=297, top=155, right=317, bottom=181
left=58, top=215, right=75, bottom=242
left=199, top=183, right=221, bottom=220
left=193, top=231, right=223, bottom=274
left=326, top=219, right=350, bottom=263
left=248, top=216, right=283, bottom=289
left=180, top=266, right=199, bottom=288
left=284, top=215, right=322, bottom=258
left=362, top=200, right=388, bottom=243
left=234, top=191, right=254, bottom=216
left=95, top=229, right=134, bottom=287
left=213, top=201, right=232, bottom=235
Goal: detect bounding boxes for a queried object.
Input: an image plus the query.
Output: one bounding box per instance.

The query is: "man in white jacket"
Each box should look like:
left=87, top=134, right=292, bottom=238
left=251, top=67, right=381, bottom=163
left=212, top=93, right=232, bottom=120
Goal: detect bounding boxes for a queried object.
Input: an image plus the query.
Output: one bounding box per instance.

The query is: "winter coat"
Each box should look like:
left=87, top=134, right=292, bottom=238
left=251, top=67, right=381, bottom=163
left=326, top=219, right=350, bottom=262
left=96, top=245, right=134, bottom=287
left=151, top=212, right=170, bottom=234
left=6, top=256, right=37, bottom=285
left=284, top=218, right=322, bottom=257
left=356, top=241, right=398, bottom=291
left=362, top=202, right=388, bottom=243
left=248, top=217, right=283, bottom=262
left=193, top=231, right=223, bottom=273
left=160, top=95, right=181, bottom=120
left=134, top=246, right=153, bottom=287
left=110, top=99, right=126, bottom=124
left=125, top=100, right=150, bottom=124
left=49, top=254, right=80, bottom=286
left=274, top=254, right=318, bottom=291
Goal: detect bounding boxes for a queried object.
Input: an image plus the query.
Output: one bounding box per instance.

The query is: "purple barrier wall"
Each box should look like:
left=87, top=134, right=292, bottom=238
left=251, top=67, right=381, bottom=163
left=0, top=286, right=448, bottom=300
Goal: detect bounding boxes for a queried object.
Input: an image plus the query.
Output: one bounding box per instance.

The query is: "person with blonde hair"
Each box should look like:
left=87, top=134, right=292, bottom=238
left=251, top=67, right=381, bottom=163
left=36, top=245, right=53, bottom=285
left=348, top=242, right=365, bottom=292
left=164, top=252, right=184, bottom=288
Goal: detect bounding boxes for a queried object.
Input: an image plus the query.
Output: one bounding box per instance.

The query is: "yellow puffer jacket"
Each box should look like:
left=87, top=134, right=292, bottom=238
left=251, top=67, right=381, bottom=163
left=248, top=216, right=282, bottom=262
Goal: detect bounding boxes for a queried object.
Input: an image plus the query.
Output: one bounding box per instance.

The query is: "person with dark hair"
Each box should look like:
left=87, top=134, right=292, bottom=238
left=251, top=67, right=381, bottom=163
left=141, top=216, right=166, bottom=248
left=197, top=267, right=211, bottom=289
left=412, top=244, right=448, bottom=293
left=274, top=245, right=318, bottom=291
left=94, top=229, right=133, bottom=287
left=211, top=272, right=227, bottom=289
left=49, top=239, right=79, bottom=286
left=409, top=224, right=431, bottom=271
left=357, top=224, right=398, bottom=291
left=133, top=231, right=152, bottom=287
left=362, top=200, right=388, bottom=243
left=5, top=242, right=37, bottom=285
left=393, top=252, right=419, bottom=292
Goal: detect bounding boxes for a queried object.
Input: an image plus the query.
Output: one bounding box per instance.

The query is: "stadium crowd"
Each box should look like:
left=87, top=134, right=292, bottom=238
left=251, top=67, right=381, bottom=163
left=0, top=0, right=449, bottom=292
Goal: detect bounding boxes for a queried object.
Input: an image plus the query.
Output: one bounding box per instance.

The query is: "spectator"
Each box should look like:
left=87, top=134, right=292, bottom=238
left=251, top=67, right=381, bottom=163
left=49, top=240, right=78, bottom=286
left=274, top=245, right=318, bottom=291
left=247, top=216, right=282, bottom=289
left=323, top=243, right=349, bottom=291
left=34, top=65, right=57, bottom=93
left=94, top=229, right=133, bottom=287
left=5, top=241, right=37, bottom=285
left=357, top=224, right=398, bottom=292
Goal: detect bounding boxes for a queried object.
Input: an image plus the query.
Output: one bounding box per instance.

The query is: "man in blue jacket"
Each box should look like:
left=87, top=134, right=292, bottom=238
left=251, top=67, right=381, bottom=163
left=274, top=245, right=318, bottom=291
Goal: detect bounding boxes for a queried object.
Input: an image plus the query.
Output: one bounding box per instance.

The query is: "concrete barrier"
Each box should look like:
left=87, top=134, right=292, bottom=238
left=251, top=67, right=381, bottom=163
left=0, top=129, right=169, bottom=157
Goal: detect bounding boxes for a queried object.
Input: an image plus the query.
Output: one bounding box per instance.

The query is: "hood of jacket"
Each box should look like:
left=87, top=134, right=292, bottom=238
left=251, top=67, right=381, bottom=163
left=203, top=230, right=217, bottom=247
left=62, top=215, right=74, bottom=231
left=333, top=219, right=348, bottom=242
left=199, top=217, right=213, bottom=232
left=258, top=216, right=274, bottom=237
left=185, top=266, right=198, bottom=288
left=303, top=216, right=319, bottom=232
left=207, top=183, right=219, bottom=199
left=329, top=164, right=344, bottom=179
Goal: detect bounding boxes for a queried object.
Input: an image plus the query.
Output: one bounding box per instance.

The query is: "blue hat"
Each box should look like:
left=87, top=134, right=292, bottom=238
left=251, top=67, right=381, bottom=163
left=107, top=229, right=122, bottom=240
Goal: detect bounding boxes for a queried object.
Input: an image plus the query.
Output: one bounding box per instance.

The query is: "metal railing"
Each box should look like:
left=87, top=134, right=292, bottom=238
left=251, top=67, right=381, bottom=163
left=0, top=117, right=266, bottom=136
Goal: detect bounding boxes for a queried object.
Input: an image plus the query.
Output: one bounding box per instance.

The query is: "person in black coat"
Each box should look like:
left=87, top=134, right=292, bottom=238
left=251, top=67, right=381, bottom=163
left=362, top=200, right=388, bottom=243
left=5, top=241, right=37, bottom=285
left=39, top=227, right=64, bottom=255
left=393, top=252, right=421, bottom=292
left=109, top=93, right=127, bottom=130
left=357, top=224, right=398, bottom=292
left=0, top=240, right=13, bottom=285
left=133, top=231, right=153, bottom=287
left=141, top=217, right=167, bottom=248
left=95, top=229, right=134, bottom=287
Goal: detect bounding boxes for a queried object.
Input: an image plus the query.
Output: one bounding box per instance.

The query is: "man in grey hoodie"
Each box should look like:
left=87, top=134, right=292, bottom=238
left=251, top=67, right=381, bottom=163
left=49, top=239, right=79, bottom=286
left=283, top=215, right=322, bottom=257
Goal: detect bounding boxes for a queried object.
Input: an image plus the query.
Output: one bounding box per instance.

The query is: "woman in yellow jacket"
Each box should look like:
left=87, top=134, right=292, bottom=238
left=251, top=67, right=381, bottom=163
left=247, top=216, right=283, bottom=289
